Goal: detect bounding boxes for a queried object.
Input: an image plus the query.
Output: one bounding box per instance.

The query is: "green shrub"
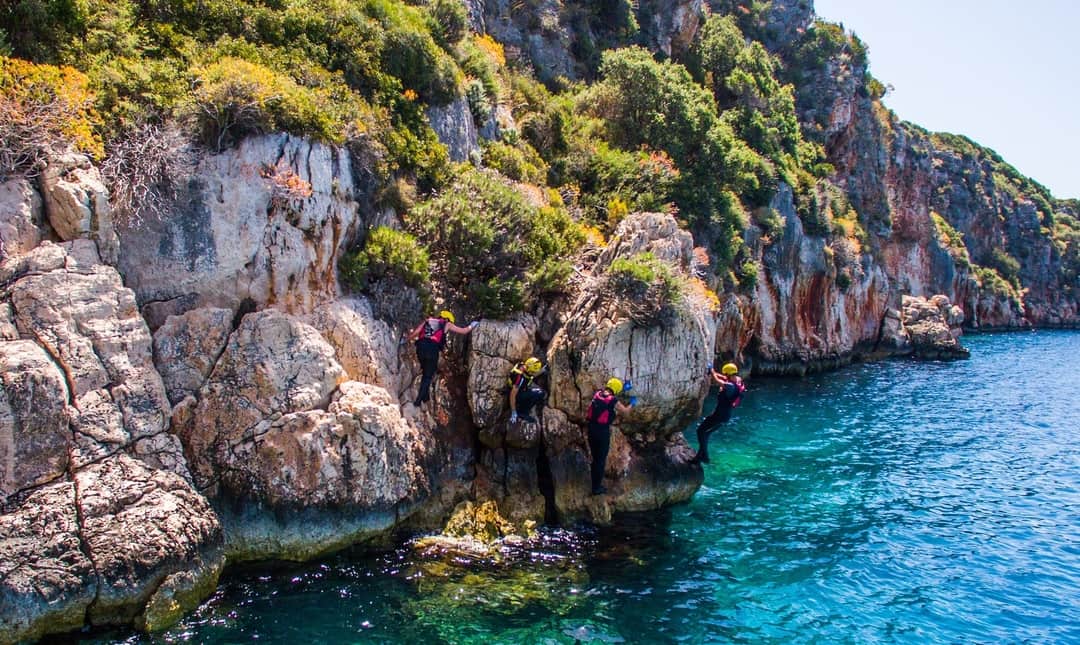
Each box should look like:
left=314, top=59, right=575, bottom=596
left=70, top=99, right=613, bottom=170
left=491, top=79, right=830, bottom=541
left=751, top=207, right=785, bottom=239
left=581, top=46, right=773, bottom=223
left=930, top=212, right=971, bottom=267
left=481, top=139, right=548, bottom=184
left=339, top=226, right=431, bottom=293
left=188, top=57, right=357, bottom=149
left=425, top=0, right=468, bottom=48
left=407, top=167, right=584, bottom=318
left=607, top=251, right=683, bottom=325
left=737, top=259, right=759, bottom=291
left=973, top=264, right=1019, bottom=301
left=986, top=248, right=1021, bottom=285
left=0, top=56, right=101, bottom=177
left=561, top=141, right=678, bottom=225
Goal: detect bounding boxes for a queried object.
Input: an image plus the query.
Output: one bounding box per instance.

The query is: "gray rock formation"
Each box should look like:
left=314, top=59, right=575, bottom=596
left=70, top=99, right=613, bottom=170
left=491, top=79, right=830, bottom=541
left=900, top=294, right=969, bottom=359
left=39, top=152, right=119, bottom=265
left=0, top=241, right=223, bottom=643
left=152, top=307, right=234, bottom=405
left=549, top=213, right=709, bottom=520
left=427, top=97, right=480, bottom=162
left=0, top=177, right=45, bottom=262
left=116, top=134, right=364, bottom=328
left=174, top=308, right=450, bottom=561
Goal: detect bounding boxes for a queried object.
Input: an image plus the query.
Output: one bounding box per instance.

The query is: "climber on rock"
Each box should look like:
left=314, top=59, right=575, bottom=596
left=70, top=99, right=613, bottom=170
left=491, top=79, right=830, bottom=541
left=508, top=357, right=546, bottom=424
left=586, top=377, right=636, bottom=495
left=690, top=362, right=746, bottom=464
left=406, top=310, right=477, bottom=406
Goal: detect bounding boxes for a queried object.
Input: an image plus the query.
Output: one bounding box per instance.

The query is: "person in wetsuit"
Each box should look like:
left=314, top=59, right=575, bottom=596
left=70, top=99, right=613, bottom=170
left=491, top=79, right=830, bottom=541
left=690, top=362, right=745, bottom=464
left=405, top=310, right=477, bottom=406
left=586, top=377, right=636, bottom=495
left=508, top=357, right=546, bottom=423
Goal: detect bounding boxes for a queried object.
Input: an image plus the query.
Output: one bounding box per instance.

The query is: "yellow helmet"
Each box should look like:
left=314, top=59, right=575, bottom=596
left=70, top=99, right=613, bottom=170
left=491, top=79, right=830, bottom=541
left=524, top=357, right=543, bottom=375
left=439, top=310, right=455, bottom=324
left=606, top=377, right=623, bottom=395
left=721, top=362, right=738, bottom=376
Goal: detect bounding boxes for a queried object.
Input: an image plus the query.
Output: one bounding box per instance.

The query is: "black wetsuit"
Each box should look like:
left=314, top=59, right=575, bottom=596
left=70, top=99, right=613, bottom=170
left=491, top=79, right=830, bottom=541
left=514, top=386, right=545, bottom=417
left=693, top=380, right=742, bottom=463
left=414, top=318, right=448, bottom=405
left=586, top=390, right=618, bottom=493
left=414, top=338, right=440, bottom=405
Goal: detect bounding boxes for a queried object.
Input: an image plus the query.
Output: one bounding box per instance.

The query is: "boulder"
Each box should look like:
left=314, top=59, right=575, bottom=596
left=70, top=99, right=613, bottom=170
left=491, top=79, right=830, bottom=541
left=0, top=340, right=71, bottom=501
left=427, top=97, right=480, bottom=163
left=178, top=310, right=447, bottom=561
left=152, top=307, right=233, bottom=405
left=467, top=316, right=537, bottom=431
left=39, top=152, right=119, bottom=264
left=0, top=177, right=44, bottom=262
left=181, top=309, right=344, bottom=490
left=545, top=213, right=710, bottom=521
left=901, top=294, right=970, bottom=359
left=3, top=240, right=183, bottom=477
left=305, top=297, right=408, bottom=399
left=0, top=481, right=96, bottom=644
left=75, top=454, right=224, bottom=627
left=0, top=453, right=222, bottom=643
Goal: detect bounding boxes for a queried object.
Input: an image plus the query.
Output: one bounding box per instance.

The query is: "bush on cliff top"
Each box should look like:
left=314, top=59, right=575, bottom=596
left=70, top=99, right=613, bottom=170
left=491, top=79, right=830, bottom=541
left=607, top=251, right=683, bottom=326
left=0, top=56, right=101, bottom=178
left=407, top=167, right=584, bottom=318
left=0, top=0, right=459, bottom=189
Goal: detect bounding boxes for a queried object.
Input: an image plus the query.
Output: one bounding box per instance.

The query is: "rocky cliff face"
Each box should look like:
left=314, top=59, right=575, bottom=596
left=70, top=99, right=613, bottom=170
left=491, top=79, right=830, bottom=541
left=1, top=1, right=1077, bottom=640
left=116, top=134, right=371, bottom=329
left=782, top=13, right=1076, bottom=333
left=1, top=241, right=222, bottom=642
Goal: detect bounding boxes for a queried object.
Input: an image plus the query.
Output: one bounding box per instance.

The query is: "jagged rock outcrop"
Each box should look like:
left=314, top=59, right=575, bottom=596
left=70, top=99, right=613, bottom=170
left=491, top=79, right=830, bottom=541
left=467, top=316, right=538, bottom=432
left=788, top=15, right=1076, bottom=331
left=742, top=184, right=894, bottom=374
left=0, top=239, right=223, bottom=642
left=74, top=454, right=223, bottom=628
left=152, top=307, right=233, bottom=405
left=0, top=481, right=96, bottom=642
left=900, top=294, right=969, bottom=359
left=0, top=339, right=70, bottom=497
left=305, top=297, right=411, bottom=401
left=480, top=0, right=577, bottom=82
left=116, top=134, right=367, bottom=329
left=545, top=213, right=709, bottom=521
left=466, top=317, right=547, bottom=524
left=174, top=308, right=447, bottom=561
left=2, top=240, right=186, bottom=476
left=637, top=0, right=705, bottom=59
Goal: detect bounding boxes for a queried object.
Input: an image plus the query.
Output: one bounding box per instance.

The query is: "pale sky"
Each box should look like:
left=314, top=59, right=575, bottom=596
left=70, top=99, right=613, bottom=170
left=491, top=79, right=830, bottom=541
left=813, top=0, right=1080, bottom=199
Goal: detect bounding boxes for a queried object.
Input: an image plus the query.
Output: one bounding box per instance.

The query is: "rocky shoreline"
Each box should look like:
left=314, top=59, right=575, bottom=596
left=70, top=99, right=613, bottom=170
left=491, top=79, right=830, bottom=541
left=0, top=141, right=995, bottom=641
left=2, top=2, right=1077, bottom=640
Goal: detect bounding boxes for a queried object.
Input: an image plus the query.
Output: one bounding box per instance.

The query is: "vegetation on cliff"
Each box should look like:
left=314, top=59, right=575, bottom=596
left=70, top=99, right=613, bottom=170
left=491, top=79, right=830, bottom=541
left=1, top=0, right=1075, bottom=322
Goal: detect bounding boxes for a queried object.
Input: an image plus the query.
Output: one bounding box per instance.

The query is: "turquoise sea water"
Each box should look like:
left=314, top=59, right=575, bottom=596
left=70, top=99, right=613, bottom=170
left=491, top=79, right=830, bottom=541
left=86, top=331, right=1080, bottom=644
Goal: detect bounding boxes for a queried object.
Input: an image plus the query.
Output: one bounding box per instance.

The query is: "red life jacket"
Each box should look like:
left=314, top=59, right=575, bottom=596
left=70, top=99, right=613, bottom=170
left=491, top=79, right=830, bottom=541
left=422, top=317, right=448, bottom=347
left=586, top=389, right=618, bottom=425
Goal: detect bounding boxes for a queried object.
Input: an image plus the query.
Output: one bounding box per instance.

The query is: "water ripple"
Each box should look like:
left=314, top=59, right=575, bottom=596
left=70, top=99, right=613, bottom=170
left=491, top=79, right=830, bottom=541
left=78, top=332, right=1080, bottom=644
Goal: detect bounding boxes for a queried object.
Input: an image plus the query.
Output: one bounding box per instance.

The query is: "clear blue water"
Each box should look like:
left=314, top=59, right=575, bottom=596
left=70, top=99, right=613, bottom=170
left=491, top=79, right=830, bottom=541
left=90, top=331, right=1080, bottom=644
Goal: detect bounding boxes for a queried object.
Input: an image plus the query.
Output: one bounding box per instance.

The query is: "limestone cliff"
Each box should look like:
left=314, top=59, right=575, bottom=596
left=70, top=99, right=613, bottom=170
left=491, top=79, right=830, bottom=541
left=1, top=0, right=1078, bottom=641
